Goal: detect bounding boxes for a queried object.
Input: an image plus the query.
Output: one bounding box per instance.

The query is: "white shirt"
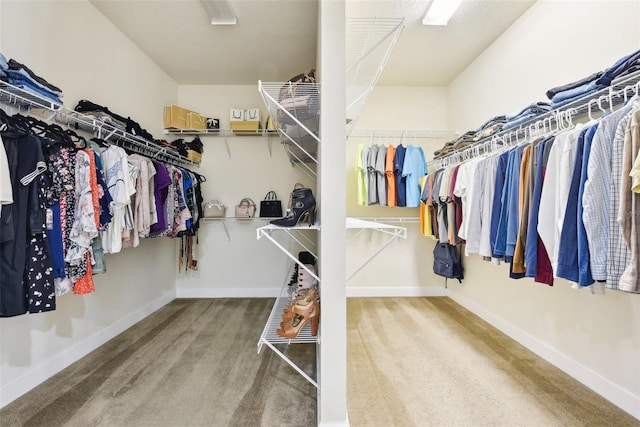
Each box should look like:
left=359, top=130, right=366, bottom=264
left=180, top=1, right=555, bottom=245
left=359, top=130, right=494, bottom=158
left=479, top=154, right=499, bottom=257
left=100, top=146, right=134, bottom=254
left=463, top=157, right=486, bottom=255
left=538, top=125, right=584, bottom=274
left=0, top=136, right=12, bottom=206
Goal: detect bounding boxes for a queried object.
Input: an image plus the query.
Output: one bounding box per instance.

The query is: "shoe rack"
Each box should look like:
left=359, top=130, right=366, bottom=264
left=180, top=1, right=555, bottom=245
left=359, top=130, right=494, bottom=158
left=255, top=16, right=406, bottom=390
left=256, top=218, right=407, bottom=389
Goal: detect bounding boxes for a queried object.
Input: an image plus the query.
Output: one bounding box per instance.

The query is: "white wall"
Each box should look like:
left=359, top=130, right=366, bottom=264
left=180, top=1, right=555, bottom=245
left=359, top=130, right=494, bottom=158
left=174, top=85, right=314, bottom=297
left=446, top=0, right=640, bottom=419
left=1, top=0, right=179, bottom=406
left=346, top=86, right=451, bottom=295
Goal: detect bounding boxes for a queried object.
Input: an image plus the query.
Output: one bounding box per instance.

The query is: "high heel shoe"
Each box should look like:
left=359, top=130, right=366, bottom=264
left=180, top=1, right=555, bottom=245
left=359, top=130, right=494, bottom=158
left=270, top=188, right=316, bottom=227
left=292, top=263, right=318, bottom=300
left=277, top=297, right=320, bottom=338
left=281, top=286, right=318, bottom=322
left=287, top=251, right=316, bottom=299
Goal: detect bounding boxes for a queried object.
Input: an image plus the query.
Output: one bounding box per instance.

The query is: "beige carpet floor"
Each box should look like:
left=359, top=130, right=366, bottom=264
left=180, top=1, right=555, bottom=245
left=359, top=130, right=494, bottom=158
left=0, top=298, right=317, bottom=427
left=347, top=297, right=639, bottom=427
left=3, top=297, right=638, bottom=427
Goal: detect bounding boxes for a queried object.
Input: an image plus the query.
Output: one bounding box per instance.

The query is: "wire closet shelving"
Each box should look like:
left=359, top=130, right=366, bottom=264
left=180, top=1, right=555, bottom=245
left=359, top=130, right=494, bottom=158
left=255, top=217, right=408, bottom=389
left=255, top=17, right=407, bottom=389
left=430, top=69, right=640, bottom=169
left=0, top=81, right=198, bottom=168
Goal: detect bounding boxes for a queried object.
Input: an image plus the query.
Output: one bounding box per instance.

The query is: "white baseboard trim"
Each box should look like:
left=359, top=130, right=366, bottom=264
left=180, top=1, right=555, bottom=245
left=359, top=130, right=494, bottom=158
left=318, top=421, right=350, bottom=427
left=448, top=292, right=640, bottom=421
left=346, top=286, right=447, bottom=297
left=176, top=287, right=281, bottom=298
left=0, top=290, right=176, bottom=408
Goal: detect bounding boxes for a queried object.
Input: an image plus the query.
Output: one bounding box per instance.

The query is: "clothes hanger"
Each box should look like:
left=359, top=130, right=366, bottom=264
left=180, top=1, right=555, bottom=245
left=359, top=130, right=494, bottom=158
left=65, top=128, right=87, bottom=148
left=597, top=96, right=608, bottom=115
left=587, top=99, right=598, bottom=122
left=90, top=137, right=108, bottom=148
left=607, top=89, right=616, bottom=113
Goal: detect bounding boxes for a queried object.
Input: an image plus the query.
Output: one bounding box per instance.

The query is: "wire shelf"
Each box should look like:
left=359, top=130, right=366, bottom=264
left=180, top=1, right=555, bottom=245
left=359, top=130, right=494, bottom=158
left=0, top=81, right=198, bottom=168
left=258, top=285, right=320, bottom=348
left=432, top=69, right=640, bottom=167
left=259, top=81, right=321, bottom=169
left=346, top=17, right=405, bottom=134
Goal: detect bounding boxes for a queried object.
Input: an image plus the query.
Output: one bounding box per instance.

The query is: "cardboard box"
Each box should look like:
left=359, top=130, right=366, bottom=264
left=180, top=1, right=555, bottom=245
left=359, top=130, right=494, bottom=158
left=230, top=120, right=261, bottom=133
left=187, top=112, right=207, bottom=130
left=164, top=105, right=193, bottom=129
left=187, top=149, right=202, bottom=163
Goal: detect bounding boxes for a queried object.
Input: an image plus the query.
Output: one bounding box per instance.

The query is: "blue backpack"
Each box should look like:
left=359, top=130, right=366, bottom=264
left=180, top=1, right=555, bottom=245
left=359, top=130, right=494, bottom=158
left=433, top=242, right=464, bottom=284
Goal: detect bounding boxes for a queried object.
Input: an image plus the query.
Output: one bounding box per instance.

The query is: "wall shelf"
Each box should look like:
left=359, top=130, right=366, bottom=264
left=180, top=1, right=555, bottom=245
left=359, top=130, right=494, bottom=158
left=200, top=217, right=271, bottom=241
left=0, top=81, right=198, bottom=168
left=164, top=128, right=279, bottom=158
left=164, top=128, right=279, bottom=136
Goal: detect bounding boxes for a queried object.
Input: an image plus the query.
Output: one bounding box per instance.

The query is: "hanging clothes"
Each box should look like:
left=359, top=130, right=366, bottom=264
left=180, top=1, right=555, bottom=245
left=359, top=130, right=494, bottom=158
left=0, top=141, right=12, bottom=206
left=0, top=128, right=54, bottom=317
left=402, top=145, right=427, bottom=207
left=0, top=107, right=206, bottom=316
left=374, top=145, right=387, bottom=206
left=385, top=145, right=397, bottom=207
left=524, top=136, right=554, bottom=285
left=394, top=144, right=407, bottom=207
left=617, top=109, right=640, bottom=293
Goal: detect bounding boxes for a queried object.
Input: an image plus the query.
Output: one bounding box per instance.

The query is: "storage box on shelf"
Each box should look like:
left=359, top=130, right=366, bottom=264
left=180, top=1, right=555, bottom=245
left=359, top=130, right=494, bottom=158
left=164, top=104, right=191, bottom=129
left=230, top=120, right=261, bottom=134
left=187, top=111, right=207, bottom=130
left=164, top=104, right=209, bottom=131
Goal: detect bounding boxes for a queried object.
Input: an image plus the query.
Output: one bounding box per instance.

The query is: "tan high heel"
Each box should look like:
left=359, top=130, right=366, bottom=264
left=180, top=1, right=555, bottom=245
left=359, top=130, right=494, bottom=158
left=281, top=287, right=317, bottom=324
left=277, top=298, right=320, bottom=338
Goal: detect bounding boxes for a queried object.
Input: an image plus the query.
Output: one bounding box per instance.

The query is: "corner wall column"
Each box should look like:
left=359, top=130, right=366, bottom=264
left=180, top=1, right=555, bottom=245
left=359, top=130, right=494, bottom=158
left=318, top=0, right=348, bottom=425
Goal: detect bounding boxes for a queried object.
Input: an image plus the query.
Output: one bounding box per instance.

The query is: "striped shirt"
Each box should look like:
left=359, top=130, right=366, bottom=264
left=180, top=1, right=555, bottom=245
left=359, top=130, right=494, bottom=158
left=607, top=112, right=633, bottom=289
left=583, top=99, right=640, bottom=281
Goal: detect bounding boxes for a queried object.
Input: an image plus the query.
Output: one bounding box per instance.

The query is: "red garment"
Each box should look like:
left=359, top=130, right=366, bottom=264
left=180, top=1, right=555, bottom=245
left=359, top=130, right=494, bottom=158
left=73, top=150, right=99, bottom=295
left=535, top=167, right=554, bottom=286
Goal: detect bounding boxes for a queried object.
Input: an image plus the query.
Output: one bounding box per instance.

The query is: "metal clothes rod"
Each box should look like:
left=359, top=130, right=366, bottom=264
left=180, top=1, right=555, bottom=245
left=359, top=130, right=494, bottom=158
left=348, top=129, right=459, bottom=140
left=353, top=216, right=420, bottom=223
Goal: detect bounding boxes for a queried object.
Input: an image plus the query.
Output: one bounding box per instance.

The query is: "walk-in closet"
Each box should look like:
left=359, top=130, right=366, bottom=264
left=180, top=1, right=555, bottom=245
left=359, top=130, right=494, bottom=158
left=1, top=1, right=639, bottom=426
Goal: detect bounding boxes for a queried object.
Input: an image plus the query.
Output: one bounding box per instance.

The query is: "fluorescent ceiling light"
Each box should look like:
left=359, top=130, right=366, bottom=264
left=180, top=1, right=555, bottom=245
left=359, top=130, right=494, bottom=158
left=422, top=0, right=464, bottom=26
left=201, top=0, right=237, bottom=25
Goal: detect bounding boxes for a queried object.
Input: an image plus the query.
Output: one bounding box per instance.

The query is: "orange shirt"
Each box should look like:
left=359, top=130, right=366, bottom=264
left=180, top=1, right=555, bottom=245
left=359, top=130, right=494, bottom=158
left=385, top=145, right=397, bottom=207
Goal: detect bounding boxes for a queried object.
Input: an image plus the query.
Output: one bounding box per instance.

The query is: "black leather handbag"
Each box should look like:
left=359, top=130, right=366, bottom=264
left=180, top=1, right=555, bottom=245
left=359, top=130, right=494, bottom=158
left=260, top=191, right=283, bottom=217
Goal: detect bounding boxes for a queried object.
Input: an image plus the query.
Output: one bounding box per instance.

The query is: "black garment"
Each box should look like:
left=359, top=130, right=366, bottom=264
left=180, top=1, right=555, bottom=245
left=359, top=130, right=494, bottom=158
left=25, top=173, right=55, bottom=313
left=1, top=130, right=48, bottom=317
left=75, top=100, right=154, bottom=142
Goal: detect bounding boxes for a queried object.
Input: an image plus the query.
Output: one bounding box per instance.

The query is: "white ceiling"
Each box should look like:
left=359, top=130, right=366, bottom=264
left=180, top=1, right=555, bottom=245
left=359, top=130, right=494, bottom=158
left=90, top=0, right=535, bottom=87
